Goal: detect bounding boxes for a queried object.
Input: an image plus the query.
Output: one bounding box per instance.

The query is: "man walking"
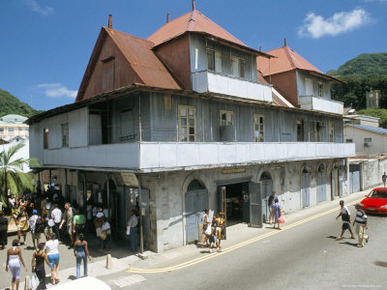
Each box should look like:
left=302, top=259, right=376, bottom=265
left=267, top=192, right=277, bottom=224
left=353, top=204, right=369, bottom=248
left=127, top=210, right=138, bottom=254
left=50, top=204, right=62, bottom=240
left=59, top=203, right=74, bottom=248
left=382, top=172, right=387, bottom=187
left=335, top=200, right=355, bottom=240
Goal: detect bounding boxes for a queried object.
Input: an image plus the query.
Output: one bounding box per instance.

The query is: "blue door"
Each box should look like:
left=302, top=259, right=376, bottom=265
left=185, top=189, right=208, bottom=243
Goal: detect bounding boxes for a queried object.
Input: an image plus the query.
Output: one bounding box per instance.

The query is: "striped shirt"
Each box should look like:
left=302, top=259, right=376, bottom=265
left=355, top=210, right=367, bottom=225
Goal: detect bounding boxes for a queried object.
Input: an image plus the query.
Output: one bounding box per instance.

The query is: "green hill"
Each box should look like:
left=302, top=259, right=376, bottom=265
left=328, top=52, right=387, bottom=76
left=0, top=89, right=41, bottom=117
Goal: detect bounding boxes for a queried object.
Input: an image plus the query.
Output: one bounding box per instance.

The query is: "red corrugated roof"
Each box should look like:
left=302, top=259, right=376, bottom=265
left=147, top=9, right=246, bottom=47
left=106, top=28, right=181, bottom=90
left=258, top=44, right=322, bottom=76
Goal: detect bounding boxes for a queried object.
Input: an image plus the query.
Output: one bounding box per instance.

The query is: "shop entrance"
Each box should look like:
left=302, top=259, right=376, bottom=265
left=217, top=181, right=262, bottom=230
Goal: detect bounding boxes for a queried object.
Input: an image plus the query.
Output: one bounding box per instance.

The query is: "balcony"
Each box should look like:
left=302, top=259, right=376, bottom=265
left=41, top=142, right=355, bottom=173
left=299, top=95, right=344, bottom=115
left=192, top=71, right=272, bottom=103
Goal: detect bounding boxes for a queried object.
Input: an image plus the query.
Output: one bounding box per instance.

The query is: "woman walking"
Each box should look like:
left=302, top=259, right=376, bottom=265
left=6, top=239, right=27, bottom=290
left=73, top=233, right=91, bottom=279
left=32, top=242, right=53, bottom=290
left=272, top=198, right=282, bottom=230
left=45, top=233, right=60, bottom=284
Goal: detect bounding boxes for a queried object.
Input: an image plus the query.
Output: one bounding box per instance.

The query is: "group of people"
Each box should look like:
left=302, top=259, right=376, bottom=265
left=201, top=209, right=225, bottom=252
left=336, top=200, right=369, bottom=248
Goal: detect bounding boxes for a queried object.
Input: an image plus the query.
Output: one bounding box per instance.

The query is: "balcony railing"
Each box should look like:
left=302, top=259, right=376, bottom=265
left=192, top=71, right=272, bottom=103
left=299, top=95, right=344, bottom=115
left=40, top=141, right=355, bottom=173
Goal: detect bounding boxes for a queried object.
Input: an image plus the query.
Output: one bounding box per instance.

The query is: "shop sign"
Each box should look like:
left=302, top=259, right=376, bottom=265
left=222, top=167, right=246, bottom=174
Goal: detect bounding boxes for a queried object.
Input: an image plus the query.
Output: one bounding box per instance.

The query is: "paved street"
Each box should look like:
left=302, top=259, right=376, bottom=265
left=1, top=188, right=386, bottom=289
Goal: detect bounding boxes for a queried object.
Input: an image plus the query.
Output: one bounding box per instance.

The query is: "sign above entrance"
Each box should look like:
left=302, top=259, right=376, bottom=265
left=222, top=167, right=246, bottom=174
left=121, top=173, right=139, bottom=187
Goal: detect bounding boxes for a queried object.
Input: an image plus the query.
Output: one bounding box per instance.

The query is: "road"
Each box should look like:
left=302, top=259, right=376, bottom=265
left=101, top=206, right=387, bottom=289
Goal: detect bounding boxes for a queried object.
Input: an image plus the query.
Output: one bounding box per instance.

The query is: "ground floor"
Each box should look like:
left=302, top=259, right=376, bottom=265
left=37, top=158, right=349, bottom=253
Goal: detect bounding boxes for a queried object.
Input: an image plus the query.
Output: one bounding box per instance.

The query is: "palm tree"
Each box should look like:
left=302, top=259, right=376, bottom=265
left=0, top=141, right=39, bottom=204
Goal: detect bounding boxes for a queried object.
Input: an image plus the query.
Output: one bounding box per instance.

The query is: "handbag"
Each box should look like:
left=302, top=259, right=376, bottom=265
left=278, top=215, right=285, bottom=224
left=29, top=273, right=38, bottom=290
left=126, top=226, right=131, bottom=236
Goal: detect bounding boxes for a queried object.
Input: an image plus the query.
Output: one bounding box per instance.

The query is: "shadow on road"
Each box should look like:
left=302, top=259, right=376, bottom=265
left=374, top=261, right=387, bottom=268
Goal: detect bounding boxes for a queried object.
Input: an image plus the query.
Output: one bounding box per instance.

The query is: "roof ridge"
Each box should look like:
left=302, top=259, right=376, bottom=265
left=283, top=45, right=297, bottom=70
left=187, top=9, right=198, bottom=31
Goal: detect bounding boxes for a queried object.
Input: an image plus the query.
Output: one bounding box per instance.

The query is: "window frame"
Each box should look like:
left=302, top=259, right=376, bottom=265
left=178, top=105, right=196, bottom=142
left=253, top=114, right=265, bottom=142
left=61, top=123, right=69, bottom=147
left=220, top=110, right=234, bottom=127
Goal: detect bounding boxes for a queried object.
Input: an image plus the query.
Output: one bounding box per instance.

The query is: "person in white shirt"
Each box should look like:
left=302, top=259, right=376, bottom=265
left=50, top=204, right=62, bottom=241
left=100, top=218, right=111, bottom=251
left=28, top=210, right=40, bottom=249
left=127, top=210, right=138, bottom=253
left=45, top=233, right=60, bottom=285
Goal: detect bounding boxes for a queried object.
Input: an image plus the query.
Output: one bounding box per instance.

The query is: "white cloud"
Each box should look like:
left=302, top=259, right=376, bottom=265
left=37, top=83, right=77, bottom=99
left=298, top=8, right=370, bottom=39
left=23, top=0, right=54, bottom=16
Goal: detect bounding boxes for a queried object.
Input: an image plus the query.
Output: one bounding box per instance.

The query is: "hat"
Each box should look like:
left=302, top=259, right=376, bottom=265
left=354, top=203, right=361, bottom=207
left=33, top=209, right=38, bottom=214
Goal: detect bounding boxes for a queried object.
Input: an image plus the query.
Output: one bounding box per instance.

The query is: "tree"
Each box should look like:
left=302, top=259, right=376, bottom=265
left=0, top=142, right=40, bottom=204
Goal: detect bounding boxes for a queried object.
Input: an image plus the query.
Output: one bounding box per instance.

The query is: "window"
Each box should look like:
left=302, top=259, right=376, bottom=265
left=0, top=127, right=3, bottom=133
left=329, top=122, right=335, bottom=142
left=346, top=139, right=353, bottom=143
left=8, top=127, right=15, bottom=134
left=178, top=105, right=196, bottom=142
left=207, top=49, right=222, bottom=72
left=364, top=137, right=372, bottom=147
left=318, top=83, right=323, bottom=97
left=61, top=123, right=69, bottom=147
left=43, top=128, right=49, bottom=149
left=231, top=57, right=245, bottom=78
left=220, top=110, right=234, bottom=126
left=253, top=114, right=265, bottom=142
left=297, top=120, right=304, bottom=142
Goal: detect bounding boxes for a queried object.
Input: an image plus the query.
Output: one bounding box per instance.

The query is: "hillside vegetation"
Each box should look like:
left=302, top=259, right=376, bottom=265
left=328, top=53, right=387, bottom=76
left=0, top=89, right=41, bottom=117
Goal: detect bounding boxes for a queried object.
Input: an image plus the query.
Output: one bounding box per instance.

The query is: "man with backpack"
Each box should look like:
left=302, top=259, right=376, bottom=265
left=335, top=200, right=355, bottom=240
left=29, top=209, right=44, bottom=249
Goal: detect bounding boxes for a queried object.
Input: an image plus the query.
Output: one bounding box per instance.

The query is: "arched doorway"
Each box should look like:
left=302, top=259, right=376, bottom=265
left=185, top=180, right=208, bottom=244
left=317, top=164, right=327, bottom=203
left=260, top=171, right=273, bottom=222
left=301, top=167, right=310, bottom=208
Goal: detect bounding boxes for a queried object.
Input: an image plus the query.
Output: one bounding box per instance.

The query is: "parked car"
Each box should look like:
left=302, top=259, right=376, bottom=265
left=51, top=276, right=111, bottom=290
left=359, top=187, right=387, bottom=214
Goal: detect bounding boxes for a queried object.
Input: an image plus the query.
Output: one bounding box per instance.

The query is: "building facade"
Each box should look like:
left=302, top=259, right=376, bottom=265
left=0, top=114, right=29, bottom=142
left=27, top=6, right=355, bottom=252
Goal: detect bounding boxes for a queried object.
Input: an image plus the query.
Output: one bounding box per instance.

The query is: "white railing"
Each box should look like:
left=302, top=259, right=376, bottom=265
left=192, top=71, right=272, bottom=103
left=41, top=142, right=355, bottom=172
left=299, top=95, right=344, bottom=115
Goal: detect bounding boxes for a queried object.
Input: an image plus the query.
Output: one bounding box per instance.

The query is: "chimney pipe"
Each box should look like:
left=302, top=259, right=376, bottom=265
left=166, top=12, right=170, bottom=23
left=284, top=37, right=287, bottom=46
left=192, top=0, right=196, bottom=11
left=108, top=14, right=113, bottom=29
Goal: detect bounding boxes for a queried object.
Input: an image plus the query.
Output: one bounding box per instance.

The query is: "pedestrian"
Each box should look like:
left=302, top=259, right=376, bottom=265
left=215, top=212, right=225, bottom=251
left=73, top=233, right=91, bottom=279
left=267, top=192, right=277, bottom=224
left=272, top=198, right=282, bottom=230
left=6, top=239, right=27, bottom=290
left=45, top=233, right=60, bottom=285
left=353, top=204, right=369, bottom=248
left=59, top=202, right=74, bottom=248
left=16, top=208, right=29, bottom=246
left=127, top=209, right=138, bottom=253
left=208, top=216, right=217, bottom=252
left=72, top=209, right=86, bottom=237
left=50, top=204, right=62, bottom=240
left=382, top=172, right=387, bottom=187
left=0, top=211, right=8, bottom=250
left=100, top=217, right=112, bottom=251
left=201, top=209, right=212, bottom=247
left=28, top=209, right=41, bottom=249
left=335, top=200, right=355, bottom=240
left=32, top=242, right=53, bottom=290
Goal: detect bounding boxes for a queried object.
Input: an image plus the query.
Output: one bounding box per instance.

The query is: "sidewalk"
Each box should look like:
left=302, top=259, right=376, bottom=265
left=1, top=188, right=370, bottom=289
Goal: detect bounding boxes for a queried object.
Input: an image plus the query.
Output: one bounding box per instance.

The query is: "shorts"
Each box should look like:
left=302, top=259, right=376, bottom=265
left=67, top=224, right=73, bottom=234
left=342, top=222, right=350, bottom=230
left=31, top=231, right=42, bottom=240
left=48, top=253, right=60, bottom=266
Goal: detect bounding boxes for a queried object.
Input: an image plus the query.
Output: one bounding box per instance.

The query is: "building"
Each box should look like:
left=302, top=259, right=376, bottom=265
left=27, top=4, right=355, bottom=253
left=0, top=114, right=29, bottom=142
left=366, top=90, right=380, bottom=109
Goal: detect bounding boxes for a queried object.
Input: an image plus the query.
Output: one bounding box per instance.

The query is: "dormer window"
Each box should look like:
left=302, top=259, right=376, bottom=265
left=231, top=56, right=245, bottom=78
left=207, top=49, right=222, bottom=72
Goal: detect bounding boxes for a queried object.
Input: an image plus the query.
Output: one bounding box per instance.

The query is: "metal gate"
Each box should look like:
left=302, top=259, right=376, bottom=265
left=185, top=189, right=208, bottom=243
left=349, top=164, right=360, bottom=193
left=249, top=182, right=262, bottom=228
left=301, top=172, right=310, bottom=208
left=317, top=169, right=327, bottom=203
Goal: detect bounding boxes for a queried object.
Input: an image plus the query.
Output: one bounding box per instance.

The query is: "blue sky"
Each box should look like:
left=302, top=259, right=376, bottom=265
left=1, top=0, right=386, bottom=111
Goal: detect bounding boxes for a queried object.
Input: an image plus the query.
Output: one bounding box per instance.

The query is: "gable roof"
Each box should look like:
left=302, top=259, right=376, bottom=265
left=76, top=27, right=181, bottom=102
left=147, top=9, right=246, bottom=48
left=257, top=43, right=344, bottom=84
left=344, top=124, right=387, bottom=136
